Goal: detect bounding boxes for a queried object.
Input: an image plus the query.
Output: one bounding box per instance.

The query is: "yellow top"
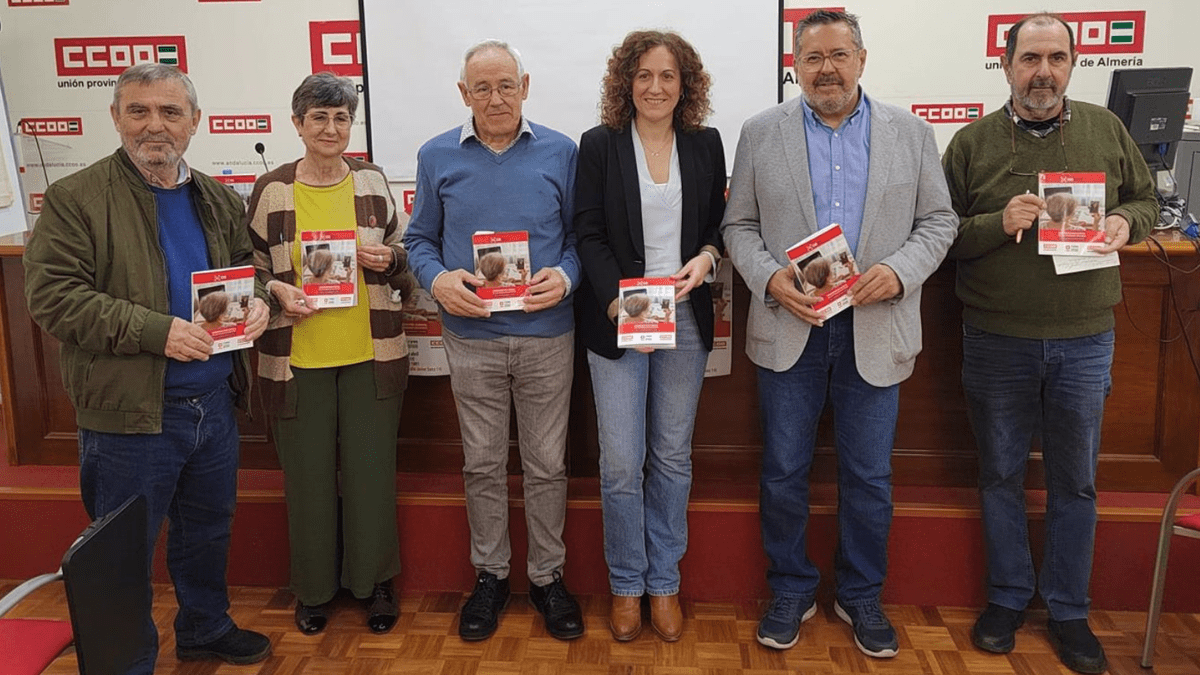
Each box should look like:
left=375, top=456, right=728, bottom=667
left=290, top=175, right=374, bottom=369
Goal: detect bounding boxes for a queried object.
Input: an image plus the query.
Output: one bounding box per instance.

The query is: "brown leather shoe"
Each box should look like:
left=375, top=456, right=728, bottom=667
left=609, top=595, right=642, bottom=641
left=650, top=594, right=683, bottom=642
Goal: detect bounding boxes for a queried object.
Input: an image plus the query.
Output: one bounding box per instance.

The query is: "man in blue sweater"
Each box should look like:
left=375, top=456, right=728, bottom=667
left=23, top=64, right=271, bottom=672
left=404, top=39, right=584, bottom=642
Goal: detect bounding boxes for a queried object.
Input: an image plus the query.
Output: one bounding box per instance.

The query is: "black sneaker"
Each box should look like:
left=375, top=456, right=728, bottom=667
left=972, top=603, right=1025, bottom=653
left=366, top=580, right=399, bottom=634
left=1048, top=618, right=1108, bottom=674
left=459, top=571, right=510, bottom=641
left=528, top=570, right=584, bottom=640
left=834, top=600, right=899, bottom=658
left=176, top=626, right=271, bottom=664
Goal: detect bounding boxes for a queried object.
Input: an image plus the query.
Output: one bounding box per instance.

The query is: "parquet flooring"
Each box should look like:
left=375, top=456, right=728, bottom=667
left=5, top=581, right=1199, bottom=675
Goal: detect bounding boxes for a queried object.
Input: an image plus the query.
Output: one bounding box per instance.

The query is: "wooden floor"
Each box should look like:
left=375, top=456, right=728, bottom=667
left=6, top=581, right=1200, bottom=675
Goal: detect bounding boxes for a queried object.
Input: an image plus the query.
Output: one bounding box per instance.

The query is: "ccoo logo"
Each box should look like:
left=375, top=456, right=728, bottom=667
left=986, top=11, right=1145, bottom=57
left=19, top=117, right=82, bottom=135
left=310, top=21, right=362, bottom=77
left=209, top=115, right=272, bottom=134
left=911, top=103, right=983, bottom=124
left=56, top=36, right=187, bottom=76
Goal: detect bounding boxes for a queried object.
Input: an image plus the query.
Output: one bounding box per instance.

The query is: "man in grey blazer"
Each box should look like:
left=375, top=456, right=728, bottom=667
left=721, top=9, right=956, bottom=658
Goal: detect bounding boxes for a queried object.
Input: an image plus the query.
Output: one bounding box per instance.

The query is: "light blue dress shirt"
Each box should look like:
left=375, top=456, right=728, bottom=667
left=801, top=90, right=871, bottom=254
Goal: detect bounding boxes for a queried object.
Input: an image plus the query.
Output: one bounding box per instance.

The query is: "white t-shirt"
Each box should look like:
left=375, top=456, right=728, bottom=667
left=631, top=119, right=683, bottom=280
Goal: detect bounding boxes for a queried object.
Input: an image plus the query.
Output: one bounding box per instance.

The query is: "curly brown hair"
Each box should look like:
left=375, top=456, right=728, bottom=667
left=600, top=30, right=712, bottom=131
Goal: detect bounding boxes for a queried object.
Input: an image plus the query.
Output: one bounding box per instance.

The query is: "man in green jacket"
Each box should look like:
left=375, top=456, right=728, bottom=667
left=23, top=63, right=271, bottom=673
left=942, top=13, right=1158, bottom=675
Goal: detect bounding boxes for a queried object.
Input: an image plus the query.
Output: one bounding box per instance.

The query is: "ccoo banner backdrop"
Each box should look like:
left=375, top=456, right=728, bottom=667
left=0, top=0, right=364, bottom=228
left=2, top=0, right=1196, bottom=221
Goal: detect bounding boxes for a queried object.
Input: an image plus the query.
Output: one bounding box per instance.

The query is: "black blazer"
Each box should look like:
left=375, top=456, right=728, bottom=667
left=574, top=123, right=726, bottom=360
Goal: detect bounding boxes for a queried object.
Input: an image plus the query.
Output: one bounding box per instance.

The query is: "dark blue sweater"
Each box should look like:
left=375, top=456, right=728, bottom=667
left=152, top=182, right=231, bottom=396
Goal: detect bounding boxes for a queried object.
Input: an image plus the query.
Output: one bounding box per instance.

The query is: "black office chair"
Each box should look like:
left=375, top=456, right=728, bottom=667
left=0, top=494, right=150, bottom=675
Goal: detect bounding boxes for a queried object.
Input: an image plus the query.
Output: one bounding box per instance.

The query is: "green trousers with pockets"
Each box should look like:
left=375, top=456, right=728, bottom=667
left=273, top=359, right=405, bottom=604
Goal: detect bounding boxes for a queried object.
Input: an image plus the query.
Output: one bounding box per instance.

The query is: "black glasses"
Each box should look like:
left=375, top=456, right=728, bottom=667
left=796, top=49, right=862, bottom=72
left=1007, top=111, right=1068, bottom=177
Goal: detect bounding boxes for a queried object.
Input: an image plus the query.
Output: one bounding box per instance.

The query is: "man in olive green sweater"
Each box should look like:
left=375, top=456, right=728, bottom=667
left=942, top=13, right=1157, bottom=675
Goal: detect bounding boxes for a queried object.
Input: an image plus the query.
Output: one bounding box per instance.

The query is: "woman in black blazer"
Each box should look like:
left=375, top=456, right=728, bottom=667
left=574, top=30, right=725, bottom=643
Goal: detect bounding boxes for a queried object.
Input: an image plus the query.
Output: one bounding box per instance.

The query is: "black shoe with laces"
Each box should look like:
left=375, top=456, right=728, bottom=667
left=1048, top=618, right=1108, bottom=674
left=366, top=580, right=399, bottom=634
left=972, top=603, right=1025, bottom=653
left=528, top=570, right=584, bottom=640
left=459, top=571, right=510, bottom=641
left=176, top=626, right=271, bottom=664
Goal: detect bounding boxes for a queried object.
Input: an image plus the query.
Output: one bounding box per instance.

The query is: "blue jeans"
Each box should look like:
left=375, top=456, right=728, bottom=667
left=78, top=384, right=239, bottom=674
left=587, top=301, right=708, bottom=596
left=961, top=324, right=1113, bottom=621
left=758, top=311, right=898, bottom=606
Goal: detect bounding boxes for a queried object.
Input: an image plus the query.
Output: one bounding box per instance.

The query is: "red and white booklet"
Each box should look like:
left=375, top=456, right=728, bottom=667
left=1037, top=172, right=1107, bottom=256
left=190, top=265, right=255, bottom=354
left=300, top=230, right=357, bottom=308
left=472, top=230, right=530, bottom=312
left=785, top=224, right=861, bottom=320
left=617, top=277, right=676, bottom=349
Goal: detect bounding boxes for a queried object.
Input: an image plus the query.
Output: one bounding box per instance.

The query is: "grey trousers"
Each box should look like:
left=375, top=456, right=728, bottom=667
left=442, top=328, right=573, bottom=586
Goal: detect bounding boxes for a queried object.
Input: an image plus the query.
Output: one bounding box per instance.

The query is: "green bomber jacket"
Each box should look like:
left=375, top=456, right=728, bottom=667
left=23, top=147, right=253, bottom=434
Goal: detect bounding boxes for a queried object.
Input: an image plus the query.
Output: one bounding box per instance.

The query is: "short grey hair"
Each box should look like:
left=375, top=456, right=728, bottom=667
left=112, top=63, right=198, bottom=113
left=459, top=39, right=525, bottom=82
left=793, top=9, right=865, bottom=55
left=291, top=72, right=359, bottom=120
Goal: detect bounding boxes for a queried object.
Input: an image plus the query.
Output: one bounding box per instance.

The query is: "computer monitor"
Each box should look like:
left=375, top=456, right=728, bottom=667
left=1105, top=67, right=1193, bottom=173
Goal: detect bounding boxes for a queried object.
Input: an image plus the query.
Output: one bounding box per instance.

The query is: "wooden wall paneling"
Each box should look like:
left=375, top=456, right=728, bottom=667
left=691, top=274, right=763, bottom=484
left=396, top=375, right=465, bottom=474
left=0, top=249, right=17, bottom=464
left=568, top=343, right=600, bottom=479
left=3, top=244, right=1199, bottom=495
left=1152, top=247, right=1200, bottom=481
left=892, top=266, right=978, bottom=487
left=232, top=350, right=276, bottom=470
left=3, top=257, right=77, bottom=465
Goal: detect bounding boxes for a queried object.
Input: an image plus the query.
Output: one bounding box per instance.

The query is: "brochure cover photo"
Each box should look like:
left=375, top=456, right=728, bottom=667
left=191, top=265, right=255, bottom=354
left=301, top=230, right=358, bottom=308
left=472, top=230, right=530, bottom=312
left=617, top=277, right=676, bottom=349
left=785, top=224, right=861, bottom=320
left=1037, top=172, right=1107, bottom=256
